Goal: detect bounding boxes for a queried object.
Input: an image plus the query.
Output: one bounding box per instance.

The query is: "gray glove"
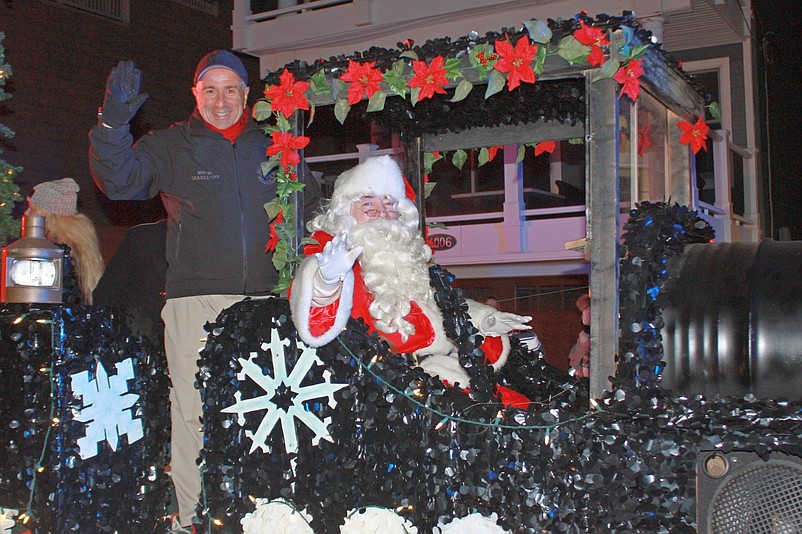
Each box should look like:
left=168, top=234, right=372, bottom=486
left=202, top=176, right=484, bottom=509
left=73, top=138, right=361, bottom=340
left=100, top=60, right=149, bottom=128
left=315, top=234, right=363, bottom=285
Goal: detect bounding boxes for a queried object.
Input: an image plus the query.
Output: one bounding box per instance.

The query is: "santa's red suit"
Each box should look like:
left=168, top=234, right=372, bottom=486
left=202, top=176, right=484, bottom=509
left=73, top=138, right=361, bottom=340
left=290, top=230, right=531, bottom=408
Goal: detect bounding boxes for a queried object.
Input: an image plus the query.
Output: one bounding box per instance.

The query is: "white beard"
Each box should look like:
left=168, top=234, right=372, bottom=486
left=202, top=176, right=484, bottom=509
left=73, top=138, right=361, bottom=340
left=349, top=219, right=435, bottom=341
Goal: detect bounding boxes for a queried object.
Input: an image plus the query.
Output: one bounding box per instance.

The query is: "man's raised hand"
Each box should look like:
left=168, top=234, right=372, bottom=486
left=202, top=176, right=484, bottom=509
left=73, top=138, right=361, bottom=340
left=100, top=60, right=149, bottom=128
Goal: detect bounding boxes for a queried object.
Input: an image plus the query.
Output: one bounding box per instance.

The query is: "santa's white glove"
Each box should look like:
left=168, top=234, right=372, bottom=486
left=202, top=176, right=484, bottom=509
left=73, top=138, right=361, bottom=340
left=315, top=234, right=363, bottom=285
left=478, top=312, right=532, bottom=336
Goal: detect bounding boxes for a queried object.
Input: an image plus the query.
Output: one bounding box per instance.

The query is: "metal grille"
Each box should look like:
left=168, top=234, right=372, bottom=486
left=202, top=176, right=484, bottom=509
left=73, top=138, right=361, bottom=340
left=54, top=0, right=130, bottom=23
left=170, top=0, right=219, bottom=16
left=709, top=460, right=802, bottom=533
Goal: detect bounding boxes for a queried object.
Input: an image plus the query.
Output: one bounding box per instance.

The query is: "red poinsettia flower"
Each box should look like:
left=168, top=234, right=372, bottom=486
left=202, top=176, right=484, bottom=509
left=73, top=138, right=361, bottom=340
left=637, top=123, right=652, bottom=156
left=407, top=56, right=449, bottom=101
left=487, top=145, right=503, bottom=161
left=613, top=59, right=644, bottom=101
left=678, top=116, right=710, bottom=154
left=264, top=70, right=311, bottom=118
left=339, top=60, right=384, bottom=106
left=573, top=20, right=610, bottom=66
left=534, top=141, right=556, bottom=156
left=493, top=36, right=538, bottom=91
left=267, top=131, right=311, bottom=169
left=265, top=211, right=283, bottom=253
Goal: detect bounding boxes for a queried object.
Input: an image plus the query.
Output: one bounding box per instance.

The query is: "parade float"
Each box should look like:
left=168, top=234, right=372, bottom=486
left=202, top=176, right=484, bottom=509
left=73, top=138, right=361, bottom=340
left=1, top=11, right=800, bottom=534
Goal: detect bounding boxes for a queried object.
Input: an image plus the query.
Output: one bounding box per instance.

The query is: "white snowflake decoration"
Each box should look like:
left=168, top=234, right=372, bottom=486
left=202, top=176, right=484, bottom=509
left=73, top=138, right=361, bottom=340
left=340, top=507, right=418, bottom=534
left=0, top=507, right=19, bottom=534
left=222, top=328, right=346, bottom=454
left=241, top=498, right=314, bottom=534
left=434, top=512, right=511, bottom=533
left=70, top=358, right=143, bottom=460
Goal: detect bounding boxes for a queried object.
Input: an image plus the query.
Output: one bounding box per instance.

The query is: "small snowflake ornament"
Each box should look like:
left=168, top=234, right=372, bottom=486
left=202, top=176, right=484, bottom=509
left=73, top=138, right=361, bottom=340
left=70, top=358, right=143, bottom=459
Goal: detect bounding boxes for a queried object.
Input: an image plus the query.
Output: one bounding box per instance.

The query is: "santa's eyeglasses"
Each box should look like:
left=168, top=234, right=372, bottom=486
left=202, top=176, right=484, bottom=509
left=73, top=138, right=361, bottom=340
left=354, top=198, right=400, bottom=219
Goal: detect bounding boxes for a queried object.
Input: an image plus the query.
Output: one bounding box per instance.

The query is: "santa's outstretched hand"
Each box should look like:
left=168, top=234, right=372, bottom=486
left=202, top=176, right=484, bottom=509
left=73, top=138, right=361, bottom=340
left=478, top=311, right=532, bottom=336
left=315, top=234, right=364, bottom=285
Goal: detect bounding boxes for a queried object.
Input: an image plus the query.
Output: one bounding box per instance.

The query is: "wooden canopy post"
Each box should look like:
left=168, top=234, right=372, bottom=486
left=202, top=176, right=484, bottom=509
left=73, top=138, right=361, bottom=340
left=586, top=73, right=621, bottom=401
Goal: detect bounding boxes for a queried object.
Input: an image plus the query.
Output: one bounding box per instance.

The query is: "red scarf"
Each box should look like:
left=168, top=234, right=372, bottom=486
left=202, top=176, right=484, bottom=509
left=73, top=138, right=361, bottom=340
left=204, top=106, right=251, bottom=143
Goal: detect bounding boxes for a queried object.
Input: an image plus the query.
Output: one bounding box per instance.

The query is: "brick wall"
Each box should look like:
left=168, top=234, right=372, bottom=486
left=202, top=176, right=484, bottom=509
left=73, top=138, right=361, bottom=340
left=0, top=0, right=262, bottom=260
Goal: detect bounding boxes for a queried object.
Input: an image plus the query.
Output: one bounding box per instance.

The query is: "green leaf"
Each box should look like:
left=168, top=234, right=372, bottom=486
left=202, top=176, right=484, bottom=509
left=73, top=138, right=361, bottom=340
left=591, top=58, right=620, bottom=82
left=443, top=57, right=463, bottom=79
left=424, top=181, right=436, bottom=199
left=400, top=50, right=418, bottom=61
left=484, top=69, right=505, bottom=99
left=332, top=78, right=347, bottom=101
left=272, top=241, right=289, bottom=271
left=568, top=137, right=585, bottom=145
left=478, top=147, right=490, bottom=167
left=556, top=35, right=591, bottom=65
left=534, top=45, right=547, bottom=77
left=263, top=198, right=284, bottom=221
left=523, top=19, right=552, bottom=44
left=276, top=114, right=292, bottom=132
left=261, top=159, right=279, bottom=178
left=516, top=144, right=526, bottom=164
left=624, top=44, right=650, bottom=61
left=383, top=69, right=408, bottom=98
left=277, top=179, right=306, bottom=198
left=334, top=98, right=351, bottom=124
left=299, top=236, right=320, bottom=247
left=252, top=100, right=273, bottom=122
left=410, top=87, right=420, bottom=107
left=452, top=149, right=468, bottom=170
left=310, top=70, right=331, bottom=95
left=423, top=152, right=435, bottom=175
left=450, top=79, right=473, bottom=103
left=366, top=90, right=387, bottom=112
left=392, top=59, right=407, bottom=76
left=706, top=101, right=722, bottom=122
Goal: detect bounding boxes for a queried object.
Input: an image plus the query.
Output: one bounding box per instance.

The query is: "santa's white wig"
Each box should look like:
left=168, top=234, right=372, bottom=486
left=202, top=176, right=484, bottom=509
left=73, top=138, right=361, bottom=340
left=308, top=155, right=420, bottom=236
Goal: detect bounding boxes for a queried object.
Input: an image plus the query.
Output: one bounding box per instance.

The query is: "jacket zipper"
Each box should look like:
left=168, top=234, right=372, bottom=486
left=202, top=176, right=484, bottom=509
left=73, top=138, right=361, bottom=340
left=232, top=143, right=248, bottom=292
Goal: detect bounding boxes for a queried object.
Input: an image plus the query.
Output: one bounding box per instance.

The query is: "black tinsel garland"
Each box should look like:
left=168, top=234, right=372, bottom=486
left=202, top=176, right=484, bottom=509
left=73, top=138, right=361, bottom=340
left=616, top=201, right=715, bottom=389
left=0, top=304, right=171, bottom=533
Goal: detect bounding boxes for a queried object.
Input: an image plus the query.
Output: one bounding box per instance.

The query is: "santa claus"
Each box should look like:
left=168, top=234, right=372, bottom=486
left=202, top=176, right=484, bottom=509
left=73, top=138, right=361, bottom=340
left=289, top=155, right=537, bottom=407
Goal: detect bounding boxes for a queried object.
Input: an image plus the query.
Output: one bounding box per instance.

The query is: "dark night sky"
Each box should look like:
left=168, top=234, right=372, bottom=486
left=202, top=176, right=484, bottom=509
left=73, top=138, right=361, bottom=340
left=752, top=0, right=802, bottom=239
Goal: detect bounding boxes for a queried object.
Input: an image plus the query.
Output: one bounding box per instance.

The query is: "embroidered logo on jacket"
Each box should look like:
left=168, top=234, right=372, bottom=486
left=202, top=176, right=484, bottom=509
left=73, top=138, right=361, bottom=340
left=259, top=166, right=278, bottom=186
left=191, top=170, right=220, bottom=181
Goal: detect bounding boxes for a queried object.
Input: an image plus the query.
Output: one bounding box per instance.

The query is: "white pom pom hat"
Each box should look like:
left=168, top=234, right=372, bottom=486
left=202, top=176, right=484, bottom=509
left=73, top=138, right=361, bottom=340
left=332, top=155, right=416, bottom=209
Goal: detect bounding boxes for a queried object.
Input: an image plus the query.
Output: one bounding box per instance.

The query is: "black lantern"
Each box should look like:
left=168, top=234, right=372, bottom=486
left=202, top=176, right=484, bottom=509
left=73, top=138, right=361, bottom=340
left=1, top=214, right=65, bottom=303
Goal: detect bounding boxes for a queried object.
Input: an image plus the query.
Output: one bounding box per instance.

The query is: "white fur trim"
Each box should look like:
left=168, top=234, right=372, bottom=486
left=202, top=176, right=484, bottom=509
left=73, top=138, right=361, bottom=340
left=333, top=155, right=406, bottom=201
left=290, top=256, right=355, bottom=347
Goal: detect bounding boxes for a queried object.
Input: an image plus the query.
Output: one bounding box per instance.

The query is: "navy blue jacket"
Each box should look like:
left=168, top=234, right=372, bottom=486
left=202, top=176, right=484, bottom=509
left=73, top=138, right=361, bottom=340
left=89, top=110, right=280, bottom=299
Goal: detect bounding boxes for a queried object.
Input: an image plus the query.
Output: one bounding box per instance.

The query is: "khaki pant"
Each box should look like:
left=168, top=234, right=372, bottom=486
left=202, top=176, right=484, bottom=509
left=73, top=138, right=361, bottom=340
left=162, top=294, right=246, bottom=526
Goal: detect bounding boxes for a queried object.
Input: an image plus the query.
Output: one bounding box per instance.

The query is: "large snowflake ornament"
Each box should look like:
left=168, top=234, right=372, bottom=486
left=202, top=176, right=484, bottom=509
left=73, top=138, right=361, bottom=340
left=222, top=328, right=346, bottom=455
left=70, top=358, right=143, bottom=460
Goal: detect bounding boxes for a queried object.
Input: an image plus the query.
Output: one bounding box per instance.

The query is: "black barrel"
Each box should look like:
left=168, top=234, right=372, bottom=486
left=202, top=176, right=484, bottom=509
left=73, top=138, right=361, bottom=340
left=661, top=240, right=802, bottom=400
